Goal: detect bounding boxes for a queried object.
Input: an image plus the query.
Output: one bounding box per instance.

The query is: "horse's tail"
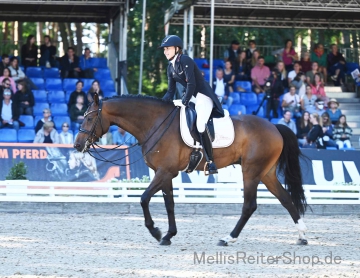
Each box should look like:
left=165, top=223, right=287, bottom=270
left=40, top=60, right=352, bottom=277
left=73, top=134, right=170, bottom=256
left=275, top=124, right=308, bottom=215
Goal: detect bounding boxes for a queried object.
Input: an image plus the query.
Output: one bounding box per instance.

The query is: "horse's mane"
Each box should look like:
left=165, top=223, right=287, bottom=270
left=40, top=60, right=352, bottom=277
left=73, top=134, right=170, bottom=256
left=103, top=94, right=173, bottom=105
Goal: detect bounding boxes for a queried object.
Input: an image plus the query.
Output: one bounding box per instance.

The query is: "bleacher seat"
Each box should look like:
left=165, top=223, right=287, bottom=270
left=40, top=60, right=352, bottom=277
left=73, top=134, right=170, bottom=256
left=202, top=69, right=210, bottom=82
left=53, top=116, right=71, bottom=128
left=92, top=58, right=107, bottom=68
left=102, top=79, right=115, bottom=91
left=30, top=78, right=45, bottom=90
left=33, top=90, right=48, bottom=102
left=94, top=68, right=112, bottom=80
left=231, top=92, right=240, bottom=104
left=81, top=79, right=95, bottom=91
left=103, top=91, right=117, bottom=98
left=247, top=105, right=264, bottom=117
left=34, top=116, right=43, bottom=126
left=222, top=104, right=229, bottom=110
left=50, top=103, right=68, bottom=116
left=270, top=118, right=282, bottom=124
left=63, top=78, right=79, bottom=91
left=45, top=78, right=63, bottom=90
left=194, top=58, right=209, bottom=69
left=346, top=62, right=359, bottom=75
left=229, top=104, right=246, bottom=116
left=33, top=102, right=50, bottom=116
left=43, top=68, right=60, bottom=78
left=19, top=115, right=34, bottom=129
left=48, top=91, right=65, bottom=103
left=240, top=92, right=258, bottom=106
left=17, top=129, right=35, bottom=143
left=110, top=125, right=118, bottom=132
left=212, top=59, right=225, bottom=69
left=235, top=81, right=252, bottom=93
left=65, top=91, right=72, bottom=103
left=26, top=67, right=42, bottom=78
left=257, top=93, right=266, bottom=104
left=0, top=129, right=17, bottom=142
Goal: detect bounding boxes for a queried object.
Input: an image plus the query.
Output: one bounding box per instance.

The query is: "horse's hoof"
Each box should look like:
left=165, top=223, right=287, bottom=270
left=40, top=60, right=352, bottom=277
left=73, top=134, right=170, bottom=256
left=159, top=239, right=171, bottom=246
left=152, top=227, right=162, bottom=242
left=217, top=240, right=228, bottom=246
left=296, top=238, right=308, bottom=245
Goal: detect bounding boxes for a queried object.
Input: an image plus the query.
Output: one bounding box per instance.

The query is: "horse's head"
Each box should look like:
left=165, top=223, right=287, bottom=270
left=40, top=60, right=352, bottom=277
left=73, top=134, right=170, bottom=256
left=74, top=93, right=109, bottom=152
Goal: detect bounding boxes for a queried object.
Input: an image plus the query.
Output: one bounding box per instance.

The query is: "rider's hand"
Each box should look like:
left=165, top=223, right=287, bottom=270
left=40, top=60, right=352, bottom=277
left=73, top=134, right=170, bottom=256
left=173, top=99, right=185, bottom=107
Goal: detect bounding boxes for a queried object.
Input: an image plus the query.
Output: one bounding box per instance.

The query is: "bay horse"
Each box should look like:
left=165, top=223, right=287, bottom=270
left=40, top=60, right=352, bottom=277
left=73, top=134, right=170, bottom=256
left=74, top=93, right=309, bottom=246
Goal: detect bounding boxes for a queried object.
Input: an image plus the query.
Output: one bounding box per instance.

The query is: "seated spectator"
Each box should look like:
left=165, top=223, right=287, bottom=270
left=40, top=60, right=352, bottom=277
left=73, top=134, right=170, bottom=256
left=14, top=81, right=35, bottom=115
left=0, top=54, right=10, bottom=74
left=97, top=129, right=113, bottom=145
left=0, top=78, right=15, bottom=97
left=0, top=89, right=20, bottom=131
left=311, top=43, right=327, bottom=83
left=0, top=68, right=17, bottom=93
left=59, top=122, right=74, bottom=144
left=224, top=40, right=241, bottom=69
left=300, top=85, right=317, bottom=112
left=301, top=112, right=325, bottom=149
left=327, top=98, right=342, bottom=124
left=60, top=47, right=81, bottom=79
left=21, top=35, right=38, bottom=68
left=245, top=40, right=257, bottom=65
left=68, top=81, right=87, bottom=110
left=39, top=35, right=58, bottom=68
left=213, top=68, right=232, bottom=107
left=306, top=62, right=323, bottom=84
left=87, top=80, right=104, bottom=103
left=79, top=48, right=98, bottom=79
left=35, top=108, right=55, bottom=133
left=281, top=86, right=301, bottom=117
left=306, top=98, right=326, bottom=116
left=235, top=51, right=250, bottom=81
left=299, top=52, right=312, bottom=74
left=276, top=61, right=288, bottom=89
left=291, top=72, right=306, bottom=98
left=297, top=111, right=312, bottom=146
left=282, top=39, right=298, bottom=72
left=287, top=61, right=301, bottom=85
left=327, top=44, right=346, bottom=86
left=250, top=50, right=260, bottom=69
left=266, top=69, right=283, bottom=119
left=278, top=110, right=297, bottom=134
left=113, top=127, right=137, bottom=146
left=251, top=56, right=270, bottom=94
left=8, top=57, right=37, bottom=90
left=310, top=73, right=329, bottom=105
left=333, top=115, right=352, bottom=149
left=321, top=112, right=337, bottom=148
left=33, top=121, right=59, bottom=143
left=223, top=61, right=235, bottom=92
left=70, top=94, right=87, bottom=130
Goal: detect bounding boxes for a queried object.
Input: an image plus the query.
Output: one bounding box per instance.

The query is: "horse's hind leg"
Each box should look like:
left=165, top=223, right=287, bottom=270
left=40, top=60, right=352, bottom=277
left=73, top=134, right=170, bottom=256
left=159, top=181, right=177, bottom=246
left=261, top=166, right=308, bottom=245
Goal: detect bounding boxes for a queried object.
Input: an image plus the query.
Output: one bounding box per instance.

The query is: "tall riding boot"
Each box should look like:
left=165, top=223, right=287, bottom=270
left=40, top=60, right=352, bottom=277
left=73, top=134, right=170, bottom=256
left=199, top=131, right=218, bottom=175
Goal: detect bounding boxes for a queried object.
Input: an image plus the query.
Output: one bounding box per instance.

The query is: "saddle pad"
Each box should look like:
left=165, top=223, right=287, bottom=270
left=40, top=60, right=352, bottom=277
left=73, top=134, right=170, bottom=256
left=180, top=107, right=235, bottom=148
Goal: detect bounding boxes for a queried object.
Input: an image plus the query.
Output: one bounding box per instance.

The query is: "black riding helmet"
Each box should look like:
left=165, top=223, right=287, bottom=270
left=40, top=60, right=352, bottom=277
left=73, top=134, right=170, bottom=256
left=159, top=35, right=183, bottom=61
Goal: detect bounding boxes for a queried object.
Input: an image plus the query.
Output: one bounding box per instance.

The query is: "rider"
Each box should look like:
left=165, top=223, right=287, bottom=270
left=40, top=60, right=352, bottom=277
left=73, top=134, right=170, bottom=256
left=159, top=35, right=224, bottom=175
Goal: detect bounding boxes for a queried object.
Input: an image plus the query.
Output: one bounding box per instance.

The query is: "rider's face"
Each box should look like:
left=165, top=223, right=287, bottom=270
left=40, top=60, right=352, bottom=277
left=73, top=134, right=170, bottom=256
left=164, top=46, right=176, bottom=60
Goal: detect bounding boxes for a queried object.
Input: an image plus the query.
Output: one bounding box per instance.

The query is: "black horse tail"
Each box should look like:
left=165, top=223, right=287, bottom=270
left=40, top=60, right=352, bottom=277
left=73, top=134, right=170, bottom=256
left=275, top=124, right=308, bottom=215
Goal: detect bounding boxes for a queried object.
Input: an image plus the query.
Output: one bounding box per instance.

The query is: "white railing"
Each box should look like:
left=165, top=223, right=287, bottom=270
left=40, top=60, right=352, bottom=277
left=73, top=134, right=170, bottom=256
left=0, top=181, right=359, bottom=205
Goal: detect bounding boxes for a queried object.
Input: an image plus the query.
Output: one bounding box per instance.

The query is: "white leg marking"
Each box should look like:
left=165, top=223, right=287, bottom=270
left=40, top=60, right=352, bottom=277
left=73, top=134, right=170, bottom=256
left=296, top=218, right=307, bottom=240
left=221, top=234, right=237, bottom=244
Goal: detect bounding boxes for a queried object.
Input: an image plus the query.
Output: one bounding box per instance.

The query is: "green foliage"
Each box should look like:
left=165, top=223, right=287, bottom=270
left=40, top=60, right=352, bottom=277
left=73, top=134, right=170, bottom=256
left=6, top=161, right=28, bottom=180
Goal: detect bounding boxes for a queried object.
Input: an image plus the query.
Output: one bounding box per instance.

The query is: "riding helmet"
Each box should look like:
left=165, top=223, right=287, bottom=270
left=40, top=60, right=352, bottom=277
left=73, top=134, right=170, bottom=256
left=158, top=35, right=183, bottom=49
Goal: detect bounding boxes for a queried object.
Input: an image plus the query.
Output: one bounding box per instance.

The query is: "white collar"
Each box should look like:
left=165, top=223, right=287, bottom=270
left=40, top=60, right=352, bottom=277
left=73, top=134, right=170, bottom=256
left=170, top=54, right=179, bottom=68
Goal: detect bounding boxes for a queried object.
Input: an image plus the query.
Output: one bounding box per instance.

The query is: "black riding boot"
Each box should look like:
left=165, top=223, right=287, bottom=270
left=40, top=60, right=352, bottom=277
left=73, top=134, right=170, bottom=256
left=199, top=131, right=218, bottom=175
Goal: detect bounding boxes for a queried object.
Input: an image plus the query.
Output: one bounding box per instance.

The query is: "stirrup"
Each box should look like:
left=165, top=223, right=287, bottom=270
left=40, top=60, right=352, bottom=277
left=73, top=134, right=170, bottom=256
left=204, top=161, right=218, bottom=176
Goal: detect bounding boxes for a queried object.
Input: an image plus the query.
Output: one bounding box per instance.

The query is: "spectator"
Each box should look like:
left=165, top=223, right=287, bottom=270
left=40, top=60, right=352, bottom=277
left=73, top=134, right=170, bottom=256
left=310, top=73, right=329, bottom=104
left=14, top=80, right=35, bottom=115
left=21, top=35, right=38, bottom=68
left=311, top=43, right=327, bottom=83
left=223, top=61, right=235, bottom=93
left=291, top=72, right=306, bottom=98
left=68, top=81, right=87, bottom=110
left=0, top=89, right=20, bottom=131
left=213, top=68, right=232, bottom=107
left=79, top=48, right=98, bottom=78
left=224, top=40, right=241, bottom=69
left=35, top=108, right=55, bottom=133
left=333, top=115, right=352, bottom=149
left=60, top=47, right=81, bottom=79
left=297, top=111, right=312, bottom=146
left=287, top=61, right=301, bottom=85
left=59, top=122, right=74, bottom=144
left=0, top=54, right=10, bottom=74
left=235, top=51, right=250, bottom=81
left=321, top=112, right=337, bottom=148
left=278, top=110, right=297, bottom=134
left=113, top=127, right=137, bottom=146
left=306, top=62, right=323, bottom=84
left=87, top=80, right=104, bottom=103
left=299, top=52, right=312, bottom=74
left=327, top=98, right=342, bottom=124
left=0, top=78, right=15, bottom=97
left=0, top=68, right=17, bottom=93
left=282, top=39, right=298, bottom=72
left=69, top=94, right=87, bottom=130
left=276, top=61, right=288, bottom=89
left=306, top=98, right=326, bottom=116
left=327, top=44, right=346, bottom=86
left=281, top=85, right=301, bottom=117
left=300, top=85, right=317, bottom=112
left=33, top=121, right=59, bottom=143
left=251, top=56, right=270, bottom=94
left=8, top=57, right=37, bottom=90
left=266, top=69, right=284, bottom=119
left=301, top=112, right=325, bottom=149
left=250, top=50, right=260, bottom=68
left=97, top=129, right=113, bottom=145
left=39, top=35, right=58, bottom=68
left=245, top=40, right=257, bottom=65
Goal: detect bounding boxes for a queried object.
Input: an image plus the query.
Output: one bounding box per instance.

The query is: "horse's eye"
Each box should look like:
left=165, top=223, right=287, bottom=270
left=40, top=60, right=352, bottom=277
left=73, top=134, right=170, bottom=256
left=87, top=117, right=92, bottom=122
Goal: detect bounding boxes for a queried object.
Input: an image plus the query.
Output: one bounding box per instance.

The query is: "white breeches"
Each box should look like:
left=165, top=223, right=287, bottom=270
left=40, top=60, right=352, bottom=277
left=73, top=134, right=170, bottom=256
left=194, top=93, right=214, bottom=133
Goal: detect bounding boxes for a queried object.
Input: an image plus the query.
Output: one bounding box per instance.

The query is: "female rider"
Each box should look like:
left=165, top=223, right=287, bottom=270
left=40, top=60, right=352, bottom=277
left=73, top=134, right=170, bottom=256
left=160, top=35, right=224, bottom=175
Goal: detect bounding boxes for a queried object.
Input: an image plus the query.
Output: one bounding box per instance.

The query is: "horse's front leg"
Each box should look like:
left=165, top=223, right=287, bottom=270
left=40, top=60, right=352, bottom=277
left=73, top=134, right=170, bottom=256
left=140, top=169, right=174, bottom=243
left=160, top=180, right=177, bottom=245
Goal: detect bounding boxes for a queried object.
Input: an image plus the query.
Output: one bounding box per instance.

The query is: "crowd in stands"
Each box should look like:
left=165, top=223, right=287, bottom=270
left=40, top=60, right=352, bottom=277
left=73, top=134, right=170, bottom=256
left=210, top=39, right=353, bottom=150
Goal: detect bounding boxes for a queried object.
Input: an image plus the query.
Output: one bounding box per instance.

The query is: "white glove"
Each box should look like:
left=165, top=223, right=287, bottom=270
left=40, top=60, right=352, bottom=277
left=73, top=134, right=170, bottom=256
left=173, top=99, right=185, bottom=107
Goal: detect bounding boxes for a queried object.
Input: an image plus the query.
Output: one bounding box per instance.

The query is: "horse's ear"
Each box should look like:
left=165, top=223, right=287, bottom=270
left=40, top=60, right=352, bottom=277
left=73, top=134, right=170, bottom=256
left=94, top=93, right=99, bottom=105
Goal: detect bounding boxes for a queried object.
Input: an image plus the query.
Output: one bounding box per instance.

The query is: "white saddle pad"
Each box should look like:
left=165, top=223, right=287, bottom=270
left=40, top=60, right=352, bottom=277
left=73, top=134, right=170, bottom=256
left=179, top=106, right=235, bottom=149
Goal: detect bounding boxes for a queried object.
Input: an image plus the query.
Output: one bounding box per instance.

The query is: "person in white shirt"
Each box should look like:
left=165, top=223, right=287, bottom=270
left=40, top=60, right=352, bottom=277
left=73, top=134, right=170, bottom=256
left=59, top=122, right=74, bottom=144
left=287, top=61, right=301, bottom=85
left=213, top=68, right=232, bottom=107
left=278, top=110, right=297, bottom=134
left=281, top=86, right=301, bottom=118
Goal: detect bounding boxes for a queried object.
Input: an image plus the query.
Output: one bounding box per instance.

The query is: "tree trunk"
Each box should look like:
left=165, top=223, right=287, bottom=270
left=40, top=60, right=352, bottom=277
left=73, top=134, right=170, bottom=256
left=59, top=22, right=69, bottom=53
left=3, top=22, right=9, bottom=43
left=351, top=31, right=358, bottom=63
left=66, top=23, right=74, bottom=47
left=17, top=22, right=23, bottom=45
left=96, top=23, right=101, bottom=56
left=75, top=23, right=83, bottom=55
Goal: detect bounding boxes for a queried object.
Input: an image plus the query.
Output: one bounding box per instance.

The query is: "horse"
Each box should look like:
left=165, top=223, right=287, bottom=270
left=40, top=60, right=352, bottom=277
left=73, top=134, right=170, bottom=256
left=74, top=93, right=309, bottom=246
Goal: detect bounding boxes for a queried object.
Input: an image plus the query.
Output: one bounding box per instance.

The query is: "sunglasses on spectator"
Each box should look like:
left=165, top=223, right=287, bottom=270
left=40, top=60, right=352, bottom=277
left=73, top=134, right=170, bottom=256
left=43, top=111, right=50, bottom=114
left=62, top=125, right=69, bottom=127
